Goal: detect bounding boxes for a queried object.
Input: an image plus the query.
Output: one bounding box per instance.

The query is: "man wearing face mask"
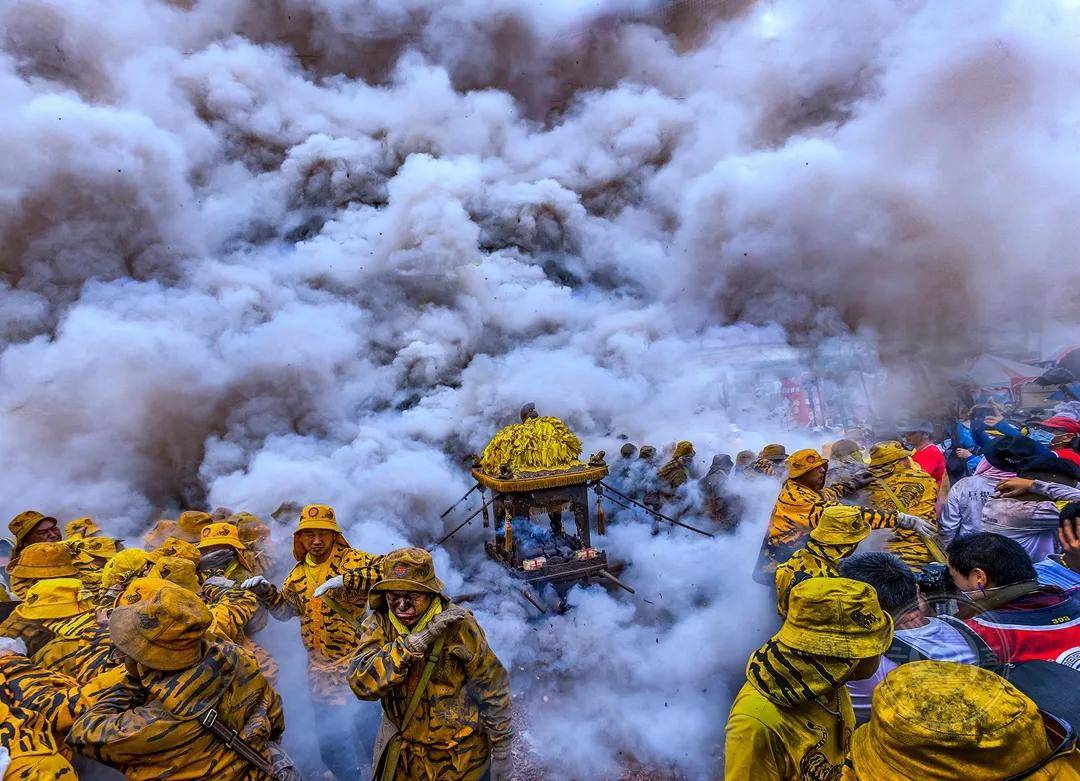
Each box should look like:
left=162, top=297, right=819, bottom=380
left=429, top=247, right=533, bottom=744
left=349, top=547, right=513, bottom=781
left=1036, top=415, right=1080, bottom=467
left=948, top=533, right=1080, bottom=670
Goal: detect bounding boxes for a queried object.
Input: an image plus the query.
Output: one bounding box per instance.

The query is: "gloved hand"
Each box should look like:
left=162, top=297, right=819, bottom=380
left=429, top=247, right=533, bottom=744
left=403, top=604, right=468, bottom=654
left=202, top=575, right=236, bottom=590
left=848, top=471, right=874, bottom=489
left=313, top=575, right=344, bottom=599
left=0, top=636, right=27, bottom=658
left=241, top=576, right=276, bottom=600
left=488, top=743, right=513, bottom=781
left=896, top=513, right=935, bottom=537
left=197, top=548, right=235, bottom=573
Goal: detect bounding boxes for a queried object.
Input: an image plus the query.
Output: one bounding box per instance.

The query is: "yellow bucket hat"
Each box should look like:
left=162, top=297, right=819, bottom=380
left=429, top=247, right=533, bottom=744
left=673, top=440, right=695, bottom=459
left=142, top=519, right=177, bottom=549
left=176, top=510, right=213, bottom=543
left=15, top=577, right=90, bottom=620
left=777, top=577, right=893, bottom=660
left=101, top=548, right=154, bottom=590
left=810, top=505, right=872, bottom=546
left=152, top=536, right=202, bottom=565
left=850, top=661, right=1059, bottom=780
left=786, top=448, right=828, bottom=479
left=292, top=504, right=349, bottom=561
left=869, top=440, right=914, bottom=469
left=760, top=443, right=788, bottom=462
left=117, top=576, right=173, bottom=607
left=149, top=556, right=200, bottom=593
left=64, top=517, right=102, bottom=539
left=68, top=536, right=119, bottom=561
left=9, top=542, right=78, bottom=579
left=369, top=547, right=445, bottom=610
left=8, top=510, right=58, bottom=548
left=197, top=522, right=246, bottom=552
left=231, top=512, right=269, bottom=545
left=109, top=583, right=211, bottom=671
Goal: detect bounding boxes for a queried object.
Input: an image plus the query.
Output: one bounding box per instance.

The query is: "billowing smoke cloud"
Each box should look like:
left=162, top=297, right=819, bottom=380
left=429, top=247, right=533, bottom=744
left=3, top=0, right=1080, bottom=777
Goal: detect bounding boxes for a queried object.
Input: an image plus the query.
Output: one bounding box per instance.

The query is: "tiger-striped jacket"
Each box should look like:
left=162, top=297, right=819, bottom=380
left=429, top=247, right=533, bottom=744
left=68, top=636, right=284, bottom=780
left=0, top=652, right=83, bottom=779
left=267, top=544, right=380, bottom=702
left=348, top=601, right=512, bottom=775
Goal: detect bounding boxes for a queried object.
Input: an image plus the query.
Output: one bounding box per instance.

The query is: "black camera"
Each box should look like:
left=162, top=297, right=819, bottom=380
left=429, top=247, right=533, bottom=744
left=914, top=562, right=954, bottom=595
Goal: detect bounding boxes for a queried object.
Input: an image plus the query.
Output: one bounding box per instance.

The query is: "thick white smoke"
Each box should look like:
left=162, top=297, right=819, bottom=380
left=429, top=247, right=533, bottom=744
left=3, top=0, right=1080, bottom=777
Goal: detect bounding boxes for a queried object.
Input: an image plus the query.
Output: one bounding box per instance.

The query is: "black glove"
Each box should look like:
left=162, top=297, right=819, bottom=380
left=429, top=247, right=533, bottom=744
left=198, top=548, right=235, bottom=573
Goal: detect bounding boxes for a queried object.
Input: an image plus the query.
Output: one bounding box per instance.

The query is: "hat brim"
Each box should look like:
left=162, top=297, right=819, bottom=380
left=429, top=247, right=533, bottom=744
left=368, top=577, right=446, bottom=609
left=16, top=600, right=89, bottom=620
left=196, top=537, right=246, bottom=552
left=109, top=605, right=203, bottom=671
left=787, top=459, right=827, bottom=478
left=776, top=612, right=894, bottom=660
left=9, top=563, right=78, bottom=579
left=810, top=526, right=872, bottom=546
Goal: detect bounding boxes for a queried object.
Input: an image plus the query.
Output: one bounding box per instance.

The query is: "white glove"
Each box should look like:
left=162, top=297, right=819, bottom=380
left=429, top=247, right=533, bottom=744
left=313, top=575, right=344, bottom=599
left=0, top=637, right=27, bottom=657
left=897, top=513, right=935, bottom=537
left=202, top=575, right=236, bottom=589
left=241, top=576, right=274, bottom=598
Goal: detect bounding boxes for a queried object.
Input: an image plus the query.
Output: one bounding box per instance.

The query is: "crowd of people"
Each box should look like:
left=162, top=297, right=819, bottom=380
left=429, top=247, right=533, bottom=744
left=3, top=402, right=1080, bottom=780
left=722, top=407, right=1080, bottom=780
left=0, top=505, right=511, bottom=781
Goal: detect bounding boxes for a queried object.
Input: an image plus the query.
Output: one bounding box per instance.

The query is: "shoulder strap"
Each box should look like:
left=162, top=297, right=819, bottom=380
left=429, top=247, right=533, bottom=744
left=884, top=635, right=927, bottom=667
left=380, top=634, right=447, bottom=781
left=402, top=633, right=445, bottom=731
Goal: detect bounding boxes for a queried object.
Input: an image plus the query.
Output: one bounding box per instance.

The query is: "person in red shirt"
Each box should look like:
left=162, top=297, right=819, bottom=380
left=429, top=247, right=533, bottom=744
left=948, top=533, right=1080, bottom=670
left=1037, top=415, right=1080, bottom=467
left=902, top=422, right=947, bottom=487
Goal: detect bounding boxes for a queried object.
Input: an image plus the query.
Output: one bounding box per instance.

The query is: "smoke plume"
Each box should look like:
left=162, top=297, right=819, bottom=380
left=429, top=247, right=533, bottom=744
left=3, top=0, right=1080, bottom=777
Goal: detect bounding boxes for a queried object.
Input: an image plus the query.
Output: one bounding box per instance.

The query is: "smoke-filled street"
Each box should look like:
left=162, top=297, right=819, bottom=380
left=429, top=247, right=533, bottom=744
left=3, top=1, right=1080, bottom=779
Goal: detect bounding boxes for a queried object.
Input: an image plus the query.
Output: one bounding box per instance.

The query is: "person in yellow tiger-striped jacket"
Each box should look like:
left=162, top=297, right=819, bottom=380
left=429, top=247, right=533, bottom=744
left=65, top=535, right=120, bottom=604
left=774, top=505, right=873, bottom=617
left=14, top=579, right=115, bottom=687
left=347, top=547, right=513, bottom=781
left=243, top=504, right=382, bottom=780
left=863, top=441, right=942, bottom=570
left=193, top=523, right=278, bottom=683
left=141, top=553, right=277, bottom=686
left=757, top=449, right=934, bottom=583
left=0, top=636, right=81, bottom=781
left=6, top=542, right=78, bottom=601
left=68, top=584, right=286, bottom=781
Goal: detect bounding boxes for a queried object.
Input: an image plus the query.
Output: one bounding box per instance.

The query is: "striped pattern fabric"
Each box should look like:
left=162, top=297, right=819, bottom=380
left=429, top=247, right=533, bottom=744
left=746, top=639, right=857, bottom=709
left=270, top=544, right=380, bottom=702
left=69, top=636, right=283, bottom=780
left=349, top=604, right=512, bottom=781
